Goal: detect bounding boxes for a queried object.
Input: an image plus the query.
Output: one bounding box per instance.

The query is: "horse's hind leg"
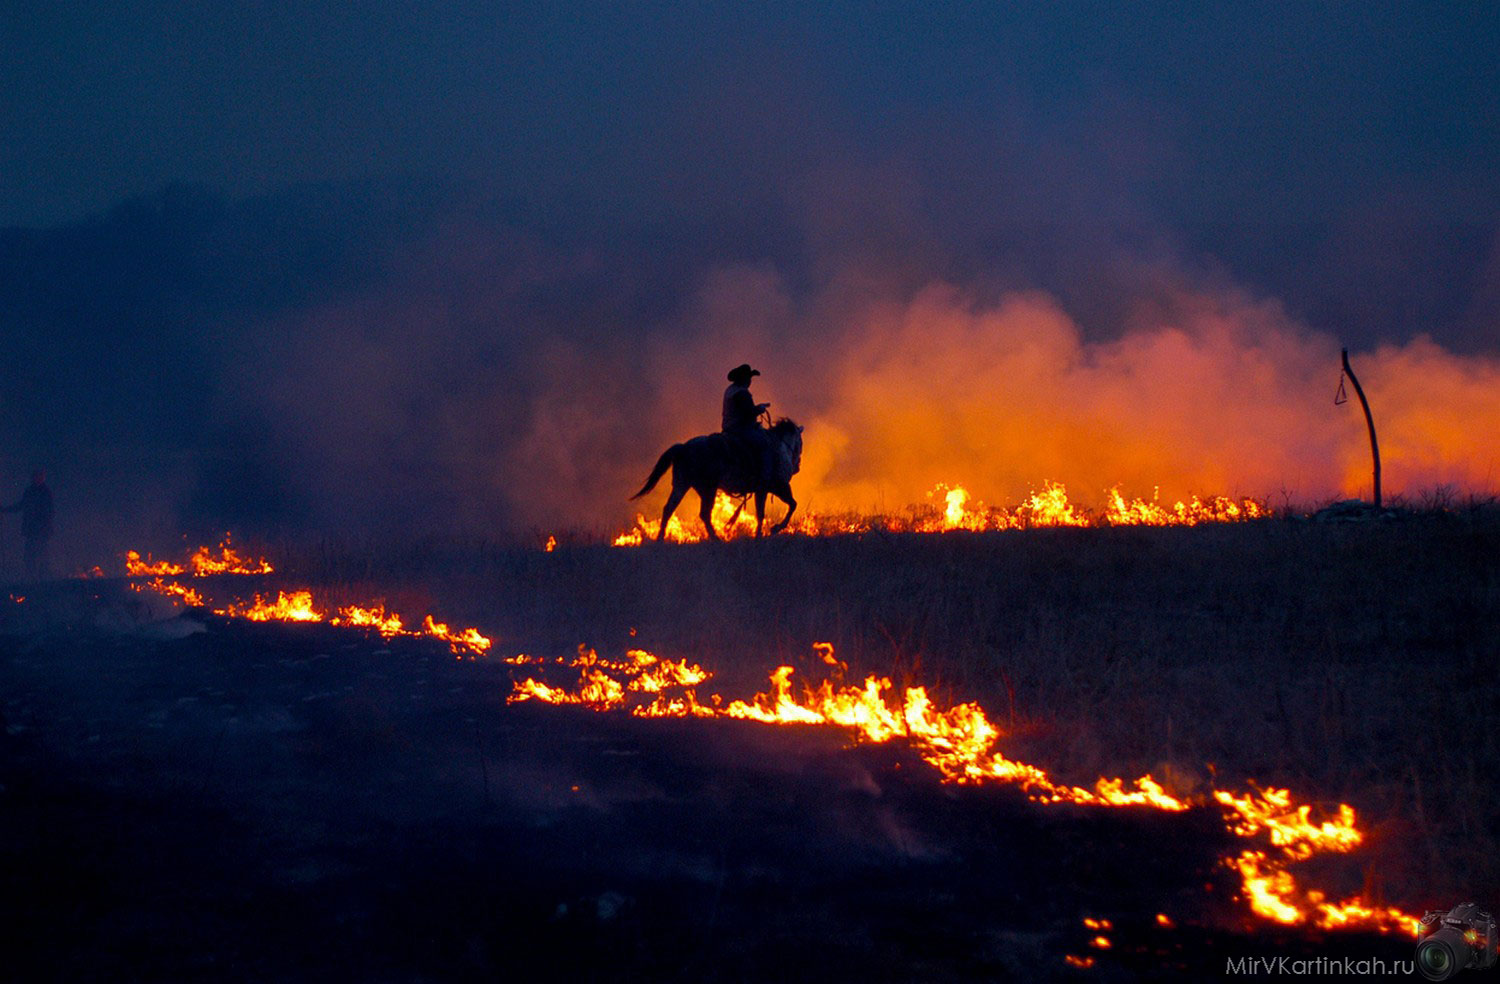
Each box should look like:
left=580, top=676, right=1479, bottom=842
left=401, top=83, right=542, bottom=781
left=658, top=483, right=689, bottom=542
left=697, top=487, right=721, bottom=541
left=771, top=484, right=797, bottom=534
left=754, top=491, right=767, bottom=538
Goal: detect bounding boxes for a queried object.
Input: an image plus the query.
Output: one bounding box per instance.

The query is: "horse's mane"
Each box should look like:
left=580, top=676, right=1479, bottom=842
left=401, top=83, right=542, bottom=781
left=769, top=417, right=801, bottom=437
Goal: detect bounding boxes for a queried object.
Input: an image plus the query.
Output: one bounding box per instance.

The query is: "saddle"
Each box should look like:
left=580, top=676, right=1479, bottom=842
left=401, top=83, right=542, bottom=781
left=719, top=427, right=772, bottom=495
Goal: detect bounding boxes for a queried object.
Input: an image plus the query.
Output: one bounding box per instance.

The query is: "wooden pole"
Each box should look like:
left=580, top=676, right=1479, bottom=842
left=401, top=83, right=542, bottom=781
left=1341, top=348, right=1381, bottom=508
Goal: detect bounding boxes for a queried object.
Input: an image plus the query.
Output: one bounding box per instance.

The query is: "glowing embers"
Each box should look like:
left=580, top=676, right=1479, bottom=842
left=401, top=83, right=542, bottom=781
left=506, top=642, right=1417, bottom=937
left=610, top=482, right=1269, bottom=546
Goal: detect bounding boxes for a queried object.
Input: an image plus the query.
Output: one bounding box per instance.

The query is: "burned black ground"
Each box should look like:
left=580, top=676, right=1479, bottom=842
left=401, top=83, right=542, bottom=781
left=7, top=512, right=1492, bottom=980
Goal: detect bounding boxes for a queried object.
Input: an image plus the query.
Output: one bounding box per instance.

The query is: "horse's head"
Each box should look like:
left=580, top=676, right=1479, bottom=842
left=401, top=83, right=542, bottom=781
left=769, top=418, right=804, bottom=479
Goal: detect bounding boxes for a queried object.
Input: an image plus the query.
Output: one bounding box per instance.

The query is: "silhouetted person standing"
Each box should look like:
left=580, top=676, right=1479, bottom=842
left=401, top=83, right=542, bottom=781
left=5, top=470, right=53, bottom=580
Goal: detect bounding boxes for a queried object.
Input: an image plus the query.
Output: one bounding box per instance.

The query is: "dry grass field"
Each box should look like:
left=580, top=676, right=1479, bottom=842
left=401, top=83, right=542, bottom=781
left=4, top=508, right=1495, bottom=979
left=282, top=506, right=1500, bottom=912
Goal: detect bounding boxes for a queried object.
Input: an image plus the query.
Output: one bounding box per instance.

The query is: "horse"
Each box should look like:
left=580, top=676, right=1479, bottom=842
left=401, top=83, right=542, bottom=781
left=630, top=418, right=804, bottom=541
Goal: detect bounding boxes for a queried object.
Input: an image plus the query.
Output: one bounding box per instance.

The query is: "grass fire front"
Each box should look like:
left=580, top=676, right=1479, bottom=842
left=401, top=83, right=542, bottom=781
left=2, top=510, right=1495, bottom=979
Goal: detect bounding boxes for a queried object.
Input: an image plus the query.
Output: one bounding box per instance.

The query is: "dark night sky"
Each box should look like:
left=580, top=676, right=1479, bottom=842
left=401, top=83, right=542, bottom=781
left=2, top=2, right=1498, bottom=552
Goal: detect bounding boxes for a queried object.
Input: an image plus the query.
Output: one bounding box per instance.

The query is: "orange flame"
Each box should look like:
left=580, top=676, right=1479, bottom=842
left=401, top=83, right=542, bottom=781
left=120, top=548, right=494, bottom=657
left=124, top=537, right=274, bottom=577
left=335, top=604, right=405, bottom=636
left=187, top=539, right=274, bottom=576
left=212, top=593, right=492, bottom=656
left=227, top=590, right=322, bottom=622
left=507, top=642, right=1420, bottom=936
left=131, top=578, right=206, bottom=608
left=612, top=482, right=1269, bottom=546
left=420, top=615, right=494, bottom=657
left=124, top=551, right=185, bottom=577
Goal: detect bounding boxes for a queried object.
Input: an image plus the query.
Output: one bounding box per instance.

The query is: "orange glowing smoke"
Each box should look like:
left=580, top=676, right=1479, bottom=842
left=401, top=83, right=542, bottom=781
left=507, top=643, right=1419, bottom=936
left=611, top=481, right=1268, bottom=546
left=630, top=282, right=1500, bottom=537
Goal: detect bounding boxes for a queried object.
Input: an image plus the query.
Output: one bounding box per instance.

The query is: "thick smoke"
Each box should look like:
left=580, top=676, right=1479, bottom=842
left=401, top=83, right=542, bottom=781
left=4, top=4, right=1499, bottom=566
left=636, top=268, right=1500, bottom=520
left=1, top=178, right=1497, bottom=569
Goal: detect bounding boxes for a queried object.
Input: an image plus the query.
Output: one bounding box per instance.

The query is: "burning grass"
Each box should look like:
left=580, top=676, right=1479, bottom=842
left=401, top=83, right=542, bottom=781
left=506, top=642, right=1416, bottom=935
left=610, top=481, right=1269, bottom=546
left=217, top=590, right=492, bottom=657
left=124, top=536, right=275, bottom=577
left=107, top=542, right=493, bottom=657
left=283, top=507, right=1499, bottom=916
left=61, top=504, right=1500, bottom=943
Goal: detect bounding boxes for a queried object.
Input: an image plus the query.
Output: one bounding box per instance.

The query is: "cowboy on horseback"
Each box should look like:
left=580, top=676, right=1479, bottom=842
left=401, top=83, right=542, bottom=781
left=722, top=363, right=774, bottom=489
left=629, top=363, right=803, bottom=541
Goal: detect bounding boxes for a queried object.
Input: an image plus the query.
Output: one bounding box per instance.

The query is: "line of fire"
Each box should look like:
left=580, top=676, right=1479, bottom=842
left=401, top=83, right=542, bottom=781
left=6, top=360, right=1497, bottom=980
left=22, top=509, right=1470, bottom=963
left=10, top=6, right=1500, bottom=979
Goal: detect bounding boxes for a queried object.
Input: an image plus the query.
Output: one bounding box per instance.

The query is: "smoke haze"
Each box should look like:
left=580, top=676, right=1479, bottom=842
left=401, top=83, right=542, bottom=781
left=1, top=4, right=1497, bottom=560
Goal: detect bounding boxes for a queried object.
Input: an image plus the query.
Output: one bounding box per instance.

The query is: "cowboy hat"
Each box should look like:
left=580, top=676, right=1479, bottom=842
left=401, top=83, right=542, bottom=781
left=726, top=363, right=761, bottom=382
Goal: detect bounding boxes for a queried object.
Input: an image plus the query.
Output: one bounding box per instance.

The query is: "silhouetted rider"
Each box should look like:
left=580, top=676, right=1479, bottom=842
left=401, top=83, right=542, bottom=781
left=4, top=469, right=53, bottom=580
left=722, top=363, right=769, bottom=431
left=721, top=364, right=774, bottom=488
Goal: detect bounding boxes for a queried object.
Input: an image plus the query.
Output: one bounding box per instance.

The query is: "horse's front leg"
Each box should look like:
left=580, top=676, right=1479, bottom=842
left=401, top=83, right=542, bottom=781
left=754, top=491, right=767, bottom=538
left=698, top=488, right=720, bottom=541
left=770, top=484, right=797, bottom=534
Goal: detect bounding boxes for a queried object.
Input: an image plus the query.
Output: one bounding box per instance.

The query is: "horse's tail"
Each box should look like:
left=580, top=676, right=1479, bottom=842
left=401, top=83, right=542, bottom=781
left=630, top=444, right=681, bottom=500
